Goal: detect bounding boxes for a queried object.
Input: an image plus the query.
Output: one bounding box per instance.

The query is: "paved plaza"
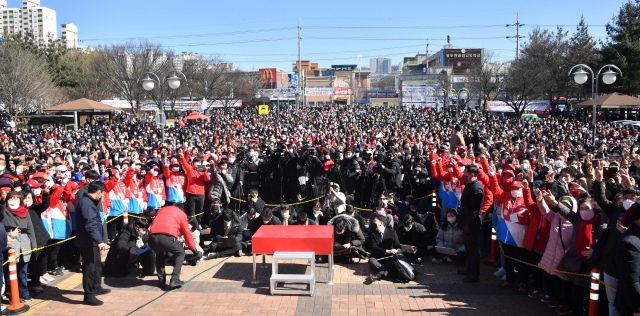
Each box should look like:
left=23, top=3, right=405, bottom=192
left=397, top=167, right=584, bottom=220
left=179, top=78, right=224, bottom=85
left=19, top=252, right=558, bottom=316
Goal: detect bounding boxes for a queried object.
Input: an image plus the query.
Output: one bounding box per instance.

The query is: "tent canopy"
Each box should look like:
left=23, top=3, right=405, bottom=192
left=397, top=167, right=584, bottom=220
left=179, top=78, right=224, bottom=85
left=574, top=93, right=640, bottom=109
left=184, top=112, right=210, bottom=120
left=44, top=98, right=121, bottom=112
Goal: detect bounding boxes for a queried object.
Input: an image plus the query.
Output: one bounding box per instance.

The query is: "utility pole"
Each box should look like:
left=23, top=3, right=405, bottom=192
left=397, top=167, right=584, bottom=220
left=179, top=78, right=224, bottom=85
left=506, top=13, right=524, bottom=59
left=298, top=19, right=302, bottom=109
left=426, top=40, right=429, bottom=70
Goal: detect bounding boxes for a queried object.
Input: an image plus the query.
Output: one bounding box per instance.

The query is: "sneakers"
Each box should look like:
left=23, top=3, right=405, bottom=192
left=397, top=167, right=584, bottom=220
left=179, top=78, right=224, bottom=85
left=52, top=267, right=64, bottom=277
left=42, top=274, right=55, bottom=282
left=207, top=252, right=220, bottom=260
left=540, top=295, right=553, bottom=304
left=546, top=299, right=561, bottom=308
left=499, top=281, right=512, bottom=289
left=432, top=258, right=442, bottom=264
left=235, top=249, right=242, bottom=257
left=555, top=305, right=573, bottom=315
left=517, top=283, right=526, bottom=295
left=21, top=296, right=33, bottom=302
left=39, top=276, right=48, bottom=285
left=493, top=267, right=506, bottom=277
left=528, top=290, right=544, bottom=299
left=501, top=274, right=507, bottom=281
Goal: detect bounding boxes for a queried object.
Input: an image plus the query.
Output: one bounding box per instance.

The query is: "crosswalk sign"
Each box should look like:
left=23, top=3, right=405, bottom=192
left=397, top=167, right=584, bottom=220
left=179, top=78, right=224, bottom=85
left=258, top=105, right=269, bottom=115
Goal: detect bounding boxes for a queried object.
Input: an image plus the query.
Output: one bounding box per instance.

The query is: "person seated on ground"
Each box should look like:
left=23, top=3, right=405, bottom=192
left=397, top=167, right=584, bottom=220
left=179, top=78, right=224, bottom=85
left=329, top=216, right=366, bottom=263
left=428, top=209, right=467, bottom=265
left=241, top=189, right=265, bottom=215
left=205, top=198, right=224, bottom=227
left=396, top=214, right=430, bottom=264
left=344, top=205, right=366, bottom=235
left=411, top=203, right=439, bottom=237
left=367, top=214, right=400, bottom=281
left=239, top=206, right=260, bottom=254
left=183, top=217, right=204, bottom=265
left=309, top=200, right=333, bottom=225
left=369, top=200, right=395, bottom=230
left=207, top=210, right=243, bottom=259
left=249, top=208, right=282, bottom=236
left=295, top=211, right=316, bottom=225
left=274, top=204, right=297, bottom=225
left=103, top=219, right=151, bottom=278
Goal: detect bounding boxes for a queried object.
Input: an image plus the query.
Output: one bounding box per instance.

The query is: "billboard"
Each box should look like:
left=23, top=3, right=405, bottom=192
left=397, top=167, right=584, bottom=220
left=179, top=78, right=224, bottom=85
left=139, top=100, right=242, bottom=111
left=259, top=68, right=277, bottom=83
left=333, top=87, right=354, bottom=96
left=280, top=70, right=285, bottom=85
left=442, top=48, right=482, bottom=74
left=305, top=87, right=332, bottom=96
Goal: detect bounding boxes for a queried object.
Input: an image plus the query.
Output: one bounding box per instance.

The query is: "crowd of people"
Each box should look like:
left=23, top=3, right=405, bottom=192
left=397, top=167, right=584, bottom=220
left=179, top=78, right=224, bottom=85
left=0, top=106, right=638, bottom=315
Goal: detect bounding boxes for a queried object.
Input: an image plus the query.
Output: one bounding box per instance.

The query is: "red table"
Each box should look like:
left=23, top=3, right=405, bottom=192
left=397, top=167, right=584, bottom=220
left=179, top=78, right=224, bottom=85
left=251, top=226, right=335, bottom=285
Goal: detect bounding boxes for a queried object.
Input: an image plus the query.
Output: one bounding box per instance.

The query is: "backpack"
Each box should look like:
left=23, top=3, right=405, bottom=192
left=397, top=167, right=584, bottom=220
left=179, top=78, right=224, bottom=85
left=391, top=254, right=417, bottom=283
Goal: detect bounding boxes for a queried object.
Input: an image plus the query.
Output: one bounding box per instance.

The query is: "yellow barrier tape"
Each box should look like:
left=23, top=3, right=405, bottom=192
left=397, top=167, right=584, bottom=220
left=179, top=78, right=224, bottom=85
left=414, top=193, right=434, bottom=201
left=3, top=214, right=123, bottom=266
left=497, top=241, right=615, bottom=292
left=230, top=195, right=326, bottom=207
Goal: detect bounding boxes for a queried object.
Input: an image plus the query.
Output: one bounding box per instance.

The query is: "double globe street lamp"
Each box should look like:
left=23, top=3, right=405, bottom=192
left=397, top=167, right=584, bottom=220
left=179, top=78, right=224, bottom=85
left=137, top=70, right=188, bottom=144
left=568, top=64, right=622, bottom=143
left=439, top=87, right=469, bottom=117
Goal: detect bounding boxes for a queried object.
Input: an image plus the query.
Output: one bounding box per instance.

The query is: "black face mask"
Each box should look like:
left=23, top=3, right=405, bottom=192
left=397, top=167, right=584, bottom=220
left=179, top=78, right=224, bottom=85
left=417, top=208, right=427, bottom=214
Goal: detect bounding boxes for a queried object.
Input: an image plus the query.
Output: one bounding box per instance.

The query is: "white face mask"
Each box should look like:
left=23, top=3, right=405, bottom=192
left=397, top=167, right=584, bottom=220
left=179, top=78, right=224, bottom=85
left=623, top=199, right=635, bottom=210
left=228, top=158, right=236, bottom=163
left=61, top=178, right=69, bottom=186
left=404, top=225, right=412, bottom=232
left=336, top=229, right=345, bottom=235
left=511, top=190, right=522, bottom=198
left=0, top=166, right=4, bottom=172
left=33, top=188, right=42, bottom=196
left=447, top=216, right=456, bottom=224
left=325, top=155, right=331, bottom=160
left=24, top=200, right=32, bottom=208
left=555, top=161, right=564, bottom=168
left=7, top=201, right=20, bottom=209
left=172, top=167, right=180, bottom=172
left=345, top=154, right=352, bottom=159
left=14, top=187, right=21, bottom=192
left=522, top=163, right=529, bottom=171
left=313, top=209, right=320, bottom=216
left=263, top=220, right=270, bottom=224
left=282, top=211, right=289, bottom=218
left=376, top=209, right=385, bottom=216
left=150, top=170, right=158, bottom=177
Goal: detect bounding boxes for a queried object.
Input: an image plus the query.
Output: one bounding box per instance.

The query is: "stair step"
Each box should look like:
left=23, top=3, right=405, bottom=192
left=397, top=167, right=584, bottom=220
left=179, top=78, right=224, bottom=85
left=273, top=251, right=315, bottom=260
left=270, top=273, right=315, bottom=282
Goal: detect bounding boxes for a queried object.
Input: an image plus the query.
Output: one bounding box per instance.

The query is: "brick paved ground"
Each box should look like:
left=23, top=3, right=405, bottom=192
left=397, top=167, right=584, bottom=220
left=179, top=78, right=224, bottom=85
left=22, top=253, right=558, bottom=316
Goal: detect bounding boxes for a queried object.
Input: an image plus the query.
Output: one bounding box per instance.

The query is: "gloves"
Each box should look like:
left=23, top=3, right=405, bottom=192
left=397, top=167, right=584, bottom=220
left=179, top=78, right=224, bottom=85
left=488, top=166, right=496, bottom=177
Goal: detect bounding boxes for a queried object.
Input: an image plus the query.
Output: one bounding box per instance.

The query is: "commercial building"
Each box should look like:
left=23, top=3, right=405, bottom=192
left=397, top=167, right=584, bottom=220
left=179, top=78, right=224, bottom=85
left=370, top=57, right=391, bottom=73
left=0, top=0, right=77, bottom=47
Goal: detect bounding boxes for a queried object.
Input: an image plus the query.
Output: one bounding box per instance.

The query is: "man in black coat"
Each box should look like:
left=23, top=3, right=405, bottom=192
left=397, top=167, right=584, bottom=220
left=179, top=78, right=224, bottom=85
left=75, top=181, right=111, bottom=306
left=367, top=214, right=401, bottom=281
left=207, top=210, right=243, bottom=259
left=249, top=208, right=282, bottom=236
left=103, top=219, right=150, bottom=278
left=240, top=189, right=265, bottom=214
left=75, top=170, right=108, bottom=243
left=456, top=164, right=484, bottom=283
left=381, top=150, right=403, bottom=197
left=615, top=202, right=640, bottom=316
left=396, top=214, right=430, bottom=263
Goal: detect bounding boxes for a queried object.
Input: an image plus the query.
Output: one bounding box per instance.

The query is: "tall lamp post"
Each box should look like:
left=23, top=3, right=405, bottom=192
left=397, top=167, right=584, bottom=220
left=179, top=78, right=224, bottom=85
left=137, top=70, right=187, bottom=145
left=569, top=64, right=622, bottom=143
left=443, top=88, right=469, bottom=117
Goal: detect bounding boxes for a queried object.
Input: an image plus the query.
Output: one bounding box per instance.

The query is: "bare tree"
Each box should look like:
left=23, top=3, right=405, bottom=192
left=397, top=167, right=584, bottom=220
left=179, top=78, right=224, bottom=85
left=94, top=39, right=174, bottom=117
left=500, top=58, right=542, bottom=118
left=371, top=75, right=395, bottom=91
left=467, top=51, right=503, bottom=110
left=0, top=45, right=54, bottom=115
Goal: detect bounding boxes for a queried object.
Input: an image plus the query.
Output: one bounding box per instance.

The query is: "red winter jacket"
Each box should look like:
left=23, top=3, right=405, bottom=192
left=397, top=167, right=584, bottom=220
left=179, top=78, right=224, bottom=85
left=149, top=206, right=196, bottom=250
left=179, top=153, right=211, bottom=195
left=522, top=188, right=550, bottom=253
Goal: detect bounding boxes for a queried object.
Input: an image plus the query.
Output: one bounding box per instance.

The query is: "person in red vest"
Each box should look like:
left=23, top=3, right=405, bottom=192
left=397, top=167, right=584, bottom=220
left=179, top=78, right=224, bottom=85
left=147, top=204, right=195, bottom=289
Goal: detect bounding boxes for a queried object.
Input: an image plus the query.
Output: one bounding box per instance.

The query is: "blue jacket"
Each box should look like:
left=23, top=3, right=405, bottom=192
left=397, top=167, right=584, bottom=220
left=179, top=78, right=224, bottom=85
left=75, top=193, right=104, bottom=247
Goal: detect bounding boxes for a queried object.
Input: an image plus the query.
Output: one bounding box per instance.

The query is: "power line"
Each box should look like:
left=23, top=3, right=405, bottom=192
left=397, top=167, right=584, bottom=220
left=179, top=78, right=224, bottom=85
left=208, top=44, right=429, bottom=57
left=305, top=36, right=506, bottom=41
left=81, top=27, right=296, bottom=42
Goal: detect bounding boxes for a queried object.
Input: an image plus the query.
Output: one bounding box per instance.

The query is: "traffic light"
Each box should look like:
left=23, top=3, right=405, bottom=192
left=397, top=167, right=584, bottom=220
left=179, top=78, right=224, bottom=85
left=447, top=35, right=450, bottom=44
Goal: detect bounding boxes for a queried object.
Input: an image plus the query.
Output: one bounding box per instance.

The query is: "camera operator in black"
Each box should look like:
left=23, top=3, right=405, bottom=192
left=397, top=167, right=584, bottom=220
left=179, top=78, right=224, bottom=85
left=301, top=146, right=327, bottom=199
left=381, top=149, right=403, bottom=199
left=281, top=144, right=302, bottom=203
left=225, top=151, right=245, bottom=210
left=339, top=148, right=361, bottom=199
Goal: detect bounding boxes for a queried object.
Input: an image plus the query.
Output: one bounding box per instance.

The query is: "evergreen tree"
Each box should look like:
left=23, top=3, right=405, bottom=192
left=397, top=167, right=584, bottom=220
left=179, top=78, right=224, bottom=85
left=602, top=0, right=640, bottom=94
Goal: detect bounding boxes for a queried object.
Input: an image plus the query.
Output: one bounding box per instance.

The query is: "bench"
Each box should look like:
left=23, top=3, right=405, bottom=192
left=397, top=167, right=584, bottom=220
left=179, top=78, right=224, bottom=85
left=270, top=251, right=315, bottom=296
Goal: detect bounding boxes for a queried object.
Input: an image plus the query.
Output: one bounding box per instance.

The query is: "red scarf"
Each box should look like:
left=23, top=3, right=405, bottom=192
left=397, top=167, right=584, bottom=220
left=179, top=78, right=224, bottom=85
left=8, top=205, right=28, bottom=218
left=576, top=215, right=598, bottom=259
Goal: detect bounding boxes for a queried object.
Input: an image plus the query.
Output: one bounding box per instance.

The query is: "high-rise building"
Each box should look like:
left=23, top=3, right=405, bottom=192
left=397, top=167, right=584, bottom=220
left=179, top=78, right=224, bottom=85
left=61, top=23, right=77, bottom=48
left=370, top=58, right=392, bottom=73
left=1, top=1, right=77, bottom=47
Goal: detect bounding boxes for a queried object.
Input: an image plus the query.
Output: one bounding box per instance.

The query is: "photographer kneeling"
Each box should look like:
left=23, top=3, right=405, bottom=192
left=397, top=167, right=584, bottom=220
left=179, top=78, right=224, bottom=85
left=103, top=219, right=152, bottom=278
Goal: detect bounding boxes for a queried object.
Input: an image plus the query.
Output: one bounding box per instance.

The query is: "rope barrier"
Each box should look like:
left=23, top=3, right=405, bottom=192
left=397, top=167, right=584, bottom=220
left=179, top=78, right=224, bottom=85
left=497, top=240, right=616, bottom=292
left=230, top=195, right=327, bottom=207
left=2, top=214, right=124, bottom=266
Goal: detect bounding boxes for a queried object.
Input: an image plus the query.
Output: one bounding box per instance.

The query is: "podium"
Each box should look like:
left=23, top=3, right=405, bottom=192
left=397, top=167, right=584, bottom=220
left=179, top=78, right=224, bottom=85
left=251, top=225, right=334, bottom=285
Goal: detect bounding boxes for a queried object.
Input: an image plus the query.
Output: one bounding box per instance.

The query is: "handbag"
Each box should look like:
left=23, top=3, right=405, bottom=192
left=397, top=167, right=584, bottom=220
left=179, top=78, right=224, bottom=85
left=558, top=217, right=584, bottom=273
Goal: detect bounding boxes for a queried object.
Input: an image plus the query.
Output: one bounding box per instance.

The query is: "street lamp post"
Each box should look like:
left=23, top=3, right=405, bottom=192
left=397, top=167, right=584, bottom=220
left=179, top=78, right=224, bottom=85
left=569, top=64, right=622, bottom=144
left=137, top=70, right=187, bottom=145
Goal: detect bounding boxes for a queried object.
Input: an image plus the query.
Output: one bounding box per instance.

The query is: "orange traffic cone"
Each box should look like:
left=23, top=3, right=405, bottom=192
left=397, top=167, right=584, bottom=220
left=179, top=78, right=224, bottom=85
left=123, top=209, right=129, bottom=225
left=4, top=249, right=29, bottom=315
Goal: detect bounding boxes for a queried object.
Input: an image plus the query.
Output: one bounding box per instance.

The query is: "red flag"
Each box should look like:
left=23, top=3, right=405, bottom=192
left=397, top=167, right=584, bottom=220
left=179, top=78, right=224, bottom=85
left=178, top=120, right=185, bottom=128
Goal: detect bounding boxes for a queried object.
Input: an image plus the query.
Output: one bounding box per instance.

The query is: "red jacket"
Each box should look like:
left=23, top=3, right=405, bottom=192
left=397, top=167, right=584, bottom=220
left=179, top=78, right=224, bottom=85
left=179, top=153, right=211, bottom=195
left=522, top=188, right=550, bottom=253
left=149, top=206, right=196, bottom=250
